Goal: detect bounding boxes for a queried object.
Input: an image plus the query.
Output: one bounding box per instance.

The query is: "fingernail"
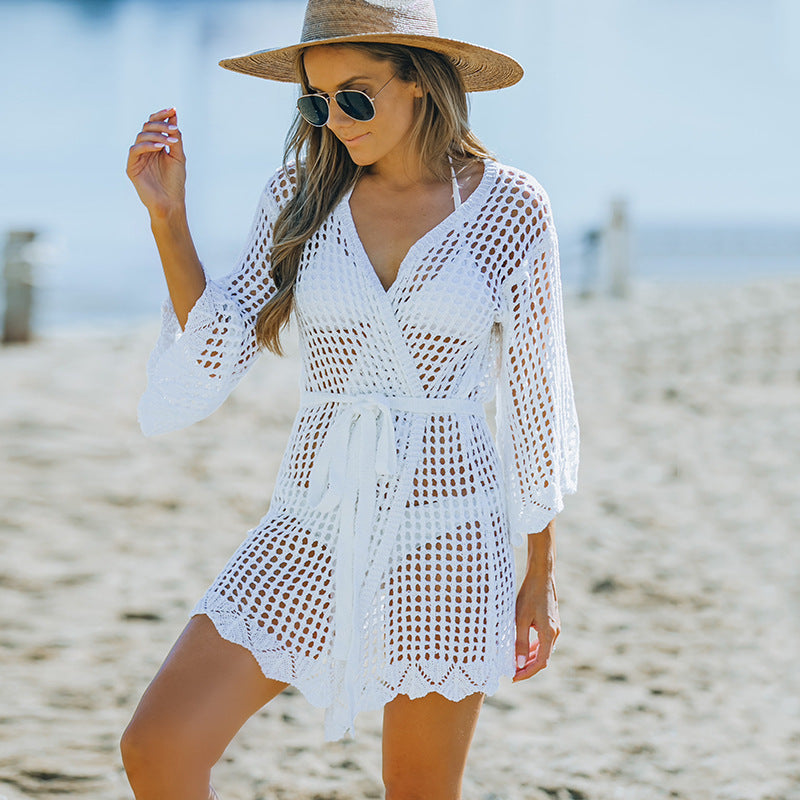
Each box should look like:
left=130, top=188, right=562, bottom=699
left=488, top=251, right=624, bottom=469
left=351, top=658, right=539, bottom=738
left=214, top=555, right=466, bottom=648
left=516, top=655, right=526, bottom=669
left=165, top=136, right=178, bottom=143
left=167, top=125, right=178, bottom=131
left=153, top=142, right=166, bottom=148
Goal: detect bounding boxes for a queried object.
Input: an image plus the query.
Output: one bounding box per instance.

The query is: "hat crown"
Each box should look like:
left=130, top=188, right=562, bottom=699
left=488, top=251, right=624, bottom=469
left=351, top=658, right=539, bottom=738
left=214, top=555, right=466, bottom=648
left=301, top=0, right=440, bottom=43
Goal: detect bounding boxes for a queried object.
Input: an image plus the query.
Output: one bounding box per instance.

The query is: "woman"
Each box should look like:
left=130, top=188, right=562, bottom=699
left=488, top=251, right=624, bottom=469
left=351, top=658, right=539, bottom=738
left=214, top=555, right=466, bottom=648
left=122, top=1, right=579, bottom=798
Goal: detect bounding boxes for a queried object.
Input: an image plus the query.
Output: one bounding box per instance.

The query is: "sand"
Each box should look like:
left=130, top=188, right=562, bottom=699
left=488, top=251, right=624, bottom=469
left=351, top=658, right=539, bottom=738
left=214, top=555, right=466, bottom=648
left=1, top=276, right=798, bottom=800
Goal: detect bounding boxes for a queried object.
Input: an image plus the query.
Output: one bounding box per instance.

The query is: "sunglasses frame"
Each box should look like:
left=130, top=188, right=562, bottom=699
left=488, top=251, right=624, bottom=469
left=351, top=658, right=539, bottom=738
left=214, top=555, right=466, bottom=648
left=297, top=73, right=397, bottom=127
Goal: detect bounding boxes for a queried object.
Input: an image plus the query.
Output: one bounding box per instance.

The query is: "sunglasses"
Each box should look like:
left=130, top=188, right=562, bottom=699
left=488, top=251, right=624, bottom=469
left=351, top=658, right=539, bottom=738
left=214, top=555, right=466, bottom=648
left=297, top=74, right=397, bottom=127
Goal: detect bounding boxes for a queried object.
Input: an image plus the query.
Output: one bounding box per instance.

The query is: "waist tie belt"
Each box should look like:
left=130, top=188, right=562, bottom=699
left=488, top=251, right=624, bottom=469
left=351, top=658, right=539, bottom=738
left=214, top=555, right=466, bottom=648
left=300, top=390, right=485, bottom=674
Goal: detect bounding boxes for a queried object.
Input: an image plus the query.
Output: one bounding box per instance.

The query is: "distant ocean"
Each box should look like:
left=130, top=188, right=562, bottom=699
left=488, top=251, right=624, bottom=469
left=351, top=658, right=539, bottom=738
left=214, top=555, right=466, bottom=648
left=1, top=0, right=798, bottom=332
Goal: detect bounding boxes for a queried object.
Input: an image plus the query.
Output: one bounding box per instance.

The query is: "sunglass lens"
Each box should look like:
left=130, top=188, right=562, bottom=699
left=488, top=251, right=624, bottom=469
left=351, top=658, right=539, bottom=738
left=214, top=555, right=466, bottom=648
left=336, top=91, right=375, bottom=122
left=297, top=95, right=329, bottom=126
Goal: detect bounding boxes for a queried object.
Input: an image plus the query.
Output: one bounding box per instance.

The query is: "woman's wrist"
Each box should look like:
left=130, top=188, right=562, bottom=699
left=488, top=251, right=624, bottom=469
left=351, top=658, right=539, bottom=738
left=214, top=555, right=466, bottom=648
left=526, top=521, right=556, bottom=575
left=148, top=200, right=188, bottom=227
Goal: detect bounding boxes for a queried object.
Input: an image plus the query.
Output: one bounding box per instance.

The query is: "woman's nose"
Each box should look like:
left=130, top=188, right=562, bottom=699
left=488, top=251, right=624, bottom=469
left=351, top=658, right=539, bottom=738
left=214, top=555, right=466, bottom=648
left=326, top=97, right=354, bottom=131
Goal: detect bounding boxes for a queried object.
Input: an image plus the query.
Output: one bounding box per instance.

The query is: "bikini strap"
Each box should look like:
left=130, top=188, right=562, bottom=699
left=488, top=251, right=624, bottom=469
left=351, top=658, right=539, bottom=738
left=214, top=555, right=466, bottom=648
left=448, top=154, right=462, bottom=211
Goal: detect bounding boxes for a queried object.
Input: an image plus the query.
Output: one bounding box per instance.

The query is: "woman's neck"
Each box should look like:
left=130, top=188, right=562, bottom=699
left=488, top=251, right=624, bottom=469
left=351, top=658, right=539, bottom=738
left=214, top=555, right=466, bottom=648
left=365, top=145, right=443, bottom=191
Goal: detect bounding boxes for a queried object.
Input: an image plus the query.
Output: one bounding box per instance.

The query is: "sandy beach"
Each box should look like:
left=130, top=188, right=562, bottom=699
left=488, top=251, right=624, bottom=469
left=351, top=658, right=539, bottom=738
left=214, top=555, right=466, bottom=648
left=1, top=275, right=799, bottom=800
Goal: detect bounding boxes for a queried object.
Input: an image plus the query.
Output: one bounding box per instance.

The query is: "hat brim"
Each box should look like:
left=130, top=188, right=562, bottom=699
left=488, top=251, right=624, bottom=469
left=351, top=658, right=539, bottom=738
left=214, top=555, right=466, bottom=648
left=219, top=33, right=523, bottom=93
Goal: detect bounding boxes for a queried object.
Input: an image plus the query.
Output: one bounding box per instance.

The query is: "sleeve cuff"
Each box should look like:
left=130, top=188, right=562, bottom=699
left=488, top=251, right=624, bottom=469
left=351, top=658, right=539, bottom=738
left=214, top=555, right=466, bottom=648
left=506, top=502, right=563, bottom=548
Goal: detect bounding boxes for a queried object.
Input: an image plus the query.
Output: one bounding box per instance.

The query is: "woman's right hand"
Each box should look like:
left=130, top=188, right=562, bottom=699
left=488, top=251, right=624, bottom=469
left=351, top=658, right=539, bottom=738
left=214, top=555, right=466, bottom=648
left=126, top=107, right=187, bottom=219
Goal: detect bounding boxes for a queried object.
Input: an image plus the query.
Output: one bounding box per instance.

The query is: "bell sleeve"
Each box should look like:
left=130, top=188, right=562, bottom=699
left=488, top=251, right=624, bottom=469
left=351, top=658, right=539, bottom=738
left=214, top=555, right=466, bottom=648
left=495, top=186, right=580, bottom=547
left=137, top=178, right=282, bottom=436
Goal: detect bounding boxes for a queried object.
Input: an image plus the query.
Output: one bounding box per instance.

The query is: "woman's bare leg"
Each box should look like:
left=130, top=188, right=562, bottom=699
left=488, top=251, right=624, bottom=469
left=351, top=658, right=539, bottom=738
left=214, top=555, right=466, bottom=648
left=381, top=690, right=485, bottom=800
left=120, top=614, right=289, bottom=800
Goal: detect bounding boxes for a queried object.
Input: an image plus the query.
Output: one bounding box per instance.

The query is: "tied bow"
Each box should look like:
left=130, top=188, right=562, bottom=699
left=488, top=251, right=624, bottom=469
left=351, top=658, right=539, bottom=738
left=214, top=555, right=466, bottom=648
left=306, top=395, right=400, bottom=663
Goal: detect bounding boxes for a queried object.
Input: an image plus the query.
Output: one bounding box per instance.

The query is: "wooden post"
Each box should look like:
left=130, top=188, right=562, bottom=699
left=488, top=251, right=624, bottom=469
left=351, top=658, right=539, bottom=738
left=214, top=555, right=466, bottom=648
left=606, top=198, right=631, bottom=299
left=3, top=230, right=37, bottom=344
left=580, top=228, right=603, bottom=299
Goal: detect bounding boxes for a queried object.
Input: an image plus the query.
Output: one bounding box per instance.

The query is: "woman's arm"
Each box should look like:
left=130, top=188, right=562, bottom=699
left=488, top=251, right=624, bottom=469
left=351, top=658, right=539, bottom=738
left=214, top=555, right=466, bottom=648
left=513, top=520, right=560, bottom=682
left=495, top=183, right=580, bottom=547
left=127, top=106, right=205, bottom=328
left=493, top=176, right=577, bottom=681
left=128, top=107, right=286, bottom=436
left=149, top=207, right=205, bottom=330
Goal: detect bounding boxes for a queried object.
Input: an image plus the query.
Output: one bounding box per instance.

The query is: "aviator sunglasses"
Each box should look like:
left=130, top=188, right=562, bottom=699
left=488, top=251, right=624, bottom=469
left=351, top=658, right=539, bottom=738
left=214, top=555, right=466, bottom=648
left=297, top=74, right=397, bottom=127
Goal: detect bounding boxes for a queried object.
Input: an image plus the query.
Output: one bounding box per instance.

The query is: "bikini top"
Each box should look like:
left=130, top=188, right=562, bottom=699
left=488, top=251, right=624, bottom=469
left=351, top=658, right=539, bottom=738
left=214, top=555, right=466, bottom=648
left=448, top=155, right=462, bottom=211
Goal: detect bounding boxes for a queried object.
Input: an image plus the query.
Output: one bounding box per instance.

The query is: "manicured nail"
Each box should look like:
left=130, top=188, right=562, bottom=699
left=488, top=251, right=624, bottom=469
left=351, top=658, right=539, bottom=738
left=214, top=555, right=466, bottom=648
left=516, top=655, right=526, bottom=669
left=166, top=136, right=178, bottom=143
left=167, top=125, right=178, bottom=131
left=153, top=141, right=166, bottom=148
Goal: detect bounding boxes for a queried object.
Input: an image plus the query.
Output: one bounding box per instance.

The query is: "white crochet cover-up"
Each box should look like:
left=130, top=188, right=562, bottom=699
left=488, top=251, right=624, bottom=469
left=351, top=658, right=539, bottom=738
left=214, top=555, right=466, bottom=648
left=137, top=157, right=580, bottom=741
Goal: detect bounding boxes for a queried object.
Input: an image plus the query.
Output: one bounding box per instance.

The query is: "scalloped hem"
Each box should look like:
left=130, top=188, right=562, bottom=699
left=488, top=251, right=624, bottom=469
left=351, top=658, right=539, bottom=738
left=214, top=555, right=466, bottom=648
left=190, top=604, right=518, bottom=743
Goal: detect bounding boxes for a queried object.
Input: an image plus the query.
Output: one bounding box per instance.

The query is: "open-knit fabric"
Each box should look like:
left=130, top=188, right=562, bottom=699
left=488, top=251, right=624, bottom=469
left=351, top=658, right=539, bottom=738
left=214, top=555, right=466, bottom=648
left=138, top=157, right=580, bottom=741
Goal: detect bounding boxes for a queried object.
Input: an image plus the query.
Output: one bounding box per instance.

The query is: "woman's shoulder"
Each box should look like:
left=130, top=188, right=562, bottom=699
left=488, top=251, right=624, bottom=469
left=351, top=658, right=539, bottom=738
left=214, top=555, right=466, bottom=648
left=262, top=161, right=299, bottom=210
left=481, top=161, right=558, bottom=285
left=484, top=159, right=553, bottom=218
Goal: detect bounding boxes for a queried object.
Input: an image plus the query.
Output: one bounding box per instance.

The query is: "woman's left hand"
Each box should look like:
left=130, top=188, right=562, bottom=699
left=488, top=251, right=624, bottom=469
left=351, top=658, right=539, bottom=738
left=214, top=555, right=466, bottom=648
left=512, top=570, right=561, bottom=682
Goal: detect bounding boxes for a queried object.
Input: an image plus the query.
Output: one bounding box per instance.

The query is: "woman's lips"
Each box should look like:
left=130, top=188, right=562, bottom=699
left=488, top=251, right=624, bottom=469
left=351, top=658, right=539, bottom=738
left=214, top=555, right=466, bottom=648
left=343, top=132, right=370, bottom=145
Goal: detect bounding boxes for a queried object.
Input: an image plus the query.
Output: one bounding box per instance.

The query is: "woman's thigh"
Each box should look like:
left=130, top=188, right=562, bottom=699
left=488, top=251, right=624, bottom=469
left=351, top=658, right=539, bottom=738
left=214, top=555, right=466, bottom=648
left=122, top=613, right=289, bottom=767
left=382, top=691, right=485, bottom=800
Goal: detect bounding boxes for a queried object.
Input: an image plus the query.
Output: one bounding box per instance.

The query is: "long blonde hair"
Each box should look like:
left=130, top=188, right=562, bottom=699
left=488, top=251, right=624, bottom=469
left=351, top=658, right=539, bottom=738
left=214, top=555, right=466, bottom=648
left=256, top=42, right=494, bottom=355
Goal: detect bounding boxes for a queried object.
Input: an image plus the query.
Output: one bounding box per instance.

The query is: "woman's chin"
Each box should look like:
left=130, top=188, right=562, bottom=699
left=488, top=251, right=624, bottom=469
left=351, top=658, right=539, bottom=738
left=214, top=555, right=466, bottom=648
left=337, top=132, right=382, bottom=165
left=345, top=150, right=378, bottom=167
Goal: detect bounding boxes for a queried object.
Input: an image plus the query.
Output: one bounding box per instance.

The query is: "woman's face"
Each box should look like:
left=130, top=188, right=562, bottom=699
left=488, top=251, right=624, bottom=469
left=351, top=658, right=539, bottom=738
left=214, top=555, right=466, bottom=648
left=302, top=45, right=423, bottom=168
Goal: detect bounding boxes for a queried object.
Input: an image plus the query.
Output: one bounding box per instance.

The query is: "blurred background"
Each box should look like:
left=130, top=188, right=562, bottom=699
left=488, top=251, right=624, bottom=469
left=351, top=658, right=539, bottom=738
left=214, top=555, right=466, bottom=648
left=1, top=0, right=798, bottom=332
left=2, top=3, right=799, bottom=800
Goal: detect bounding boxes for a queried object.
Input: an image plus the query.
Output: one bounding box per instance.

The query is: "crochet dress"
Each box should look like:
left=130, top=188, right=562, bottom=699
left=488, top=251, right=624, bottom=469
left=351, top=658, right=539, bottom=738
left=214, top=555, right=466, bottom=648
left=137, top=157, right=580, bottom=741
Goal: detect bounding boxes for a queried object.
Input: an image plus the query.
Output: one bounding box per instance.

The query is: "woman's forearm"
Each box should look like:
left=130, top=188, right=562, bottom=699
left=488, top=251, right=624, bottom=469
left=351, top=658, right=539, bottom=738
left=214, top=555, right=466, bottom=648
left=527, top=520, right=556, bottom=576
left=149, top=206, right=206, bottom=330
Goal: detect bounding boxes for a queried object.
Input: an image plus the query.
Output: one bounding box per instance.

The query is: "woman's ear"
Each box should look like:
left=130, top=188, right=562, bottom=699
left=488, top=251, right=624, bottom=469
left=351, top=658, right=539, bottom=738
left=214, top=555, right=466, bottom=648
left=413, top=82, right=424, bottom=99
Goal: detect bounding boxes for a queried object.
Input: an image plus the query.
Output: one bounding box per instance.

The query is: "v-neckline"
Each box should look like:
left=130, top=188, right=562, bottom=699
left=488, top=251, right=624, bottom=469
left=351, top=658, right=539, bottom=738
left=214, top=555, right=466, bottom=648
left=340, top=158, right=496, bottom=300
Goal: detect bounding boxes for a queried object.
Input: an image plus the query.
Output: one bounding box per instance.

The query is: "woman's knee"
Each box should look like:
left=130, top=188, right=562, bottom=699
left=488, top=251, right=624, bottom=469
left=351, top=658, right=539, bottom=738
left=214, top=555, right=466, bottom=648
left=119, top=615, right=290, bottom=786
left=119, top=715, right=143, bottom=763
left=382, top=736, right=465, bottom=800
left=120, top=707, right=217, bottom=792
left=119, top=714, right=154, bottom=777
left=119, top=710, right=185, bottom=776
left=383, top=781, right=460, bottom=800
left=383, top=755, right=464, bottom=800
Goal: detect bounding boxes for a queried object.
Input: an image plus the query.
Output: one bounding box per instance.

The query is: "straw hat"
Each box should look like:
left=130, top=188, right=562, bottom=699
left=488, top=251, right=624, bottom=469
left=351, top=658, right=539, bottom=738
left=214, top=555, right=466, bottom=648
left=219, top=0, right=523, bottom=92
